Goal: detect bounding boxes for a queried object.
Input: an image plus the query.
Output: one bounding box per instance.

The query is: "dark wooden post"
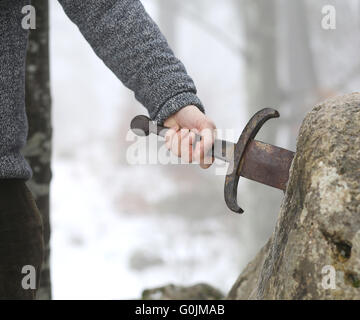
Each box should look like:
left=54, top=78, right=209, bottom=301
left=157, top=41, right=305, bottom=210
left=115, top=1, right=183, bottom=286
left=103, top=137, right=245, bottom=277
left=24, top=0, right=52, bottom=300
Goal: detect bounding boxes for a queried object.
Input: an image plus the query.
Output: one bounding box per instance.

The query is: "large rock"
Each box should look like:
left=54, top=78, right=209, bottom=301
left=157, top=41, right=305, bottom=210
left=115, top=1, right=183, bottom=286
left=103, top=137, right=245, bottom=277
left=142, top=283, right=224, bottom=300
left=228, top=93, right=360, bottom=300
left=228, top=238, right=272, bottom=299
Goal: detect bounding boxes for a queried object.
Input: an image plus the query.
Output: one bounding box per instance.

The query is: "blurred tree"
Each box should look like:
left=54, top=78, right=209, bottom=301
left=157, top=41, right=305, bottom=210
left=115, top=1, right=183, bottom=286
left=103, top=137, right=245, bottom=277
left=157, top=0, right=178, bottom=49
left=280, top=0, right=318, bottom=147
left=24, top=0, right=52, bottom=300
left=237, top=0, right=283, bottom=248
left=239, top=0, right=281, bottom=141
left=174, top=0, right=244, bottom=57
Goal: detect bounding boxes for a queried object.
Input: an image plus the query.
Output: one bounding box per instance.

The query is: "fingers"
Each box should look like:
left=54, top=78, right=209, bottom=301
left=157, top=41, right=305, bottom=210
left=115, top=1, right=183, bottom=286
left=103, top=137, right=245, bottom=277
left=193, top=125, right=216, bottom=169
left=165, top=122, right=216, bottom=167
left=164, top=107, right=216, bottom=167
left=165, top=127, right=179, bottom=156
left=165, top=128, right=195, bottom=163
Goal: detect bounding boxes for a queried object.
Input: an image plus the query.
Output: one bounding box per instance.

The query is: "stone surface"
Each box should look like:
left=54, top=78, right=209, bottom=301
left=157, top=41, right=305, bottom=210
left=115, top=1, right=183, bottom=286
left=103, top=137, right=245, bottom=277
left=142, top=283, right=224, bottom=300
left=227, top=238, right=272, bottom=300
left=228, top=93, right=360, bottom=300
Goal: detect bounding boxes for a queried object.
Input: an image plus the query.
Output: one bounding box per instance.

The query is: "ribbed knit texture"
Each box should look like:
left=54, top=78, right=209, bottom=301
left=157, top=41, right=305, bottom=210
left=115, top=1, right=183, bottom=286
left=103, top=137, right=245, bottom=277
left=0, top=0, right=32, bottom=179
left=0, top=0, right=204, bottom=179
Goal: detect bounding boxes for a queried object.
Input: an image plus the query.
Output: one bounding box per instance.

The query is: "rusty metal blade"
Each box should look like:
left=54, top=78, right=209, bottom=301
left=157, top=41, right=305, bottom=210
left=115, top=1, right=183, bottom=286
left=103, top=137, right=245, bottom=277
left=238, top=140, right=294, bottom=191
left=212, top=139, right=294, bottom=190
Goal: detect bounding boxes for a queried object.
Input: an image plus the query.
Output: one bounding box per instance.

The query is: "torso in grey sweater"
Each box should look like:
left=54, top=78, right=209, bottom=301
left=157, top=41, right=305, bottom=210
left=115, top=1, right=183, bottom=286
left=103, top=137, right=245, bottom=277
left=0, top=0, right=204, bottom=179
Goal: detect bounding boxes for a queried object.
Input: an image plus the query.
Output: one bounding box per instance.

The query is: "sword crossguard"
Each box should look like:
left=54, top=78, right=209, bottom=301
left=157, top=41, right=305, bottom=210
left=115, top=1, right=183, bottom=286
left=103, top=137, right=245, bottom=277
left=224, top=108, right=280, bottom=214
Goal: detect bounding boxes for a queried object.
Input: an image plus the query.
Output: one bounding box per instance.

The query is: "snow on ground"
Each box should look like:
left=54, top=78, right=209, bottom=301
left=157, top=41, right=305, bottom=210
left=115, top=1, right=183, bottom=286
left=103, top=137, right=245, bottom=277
left=51, top=153, right=246, bottom=299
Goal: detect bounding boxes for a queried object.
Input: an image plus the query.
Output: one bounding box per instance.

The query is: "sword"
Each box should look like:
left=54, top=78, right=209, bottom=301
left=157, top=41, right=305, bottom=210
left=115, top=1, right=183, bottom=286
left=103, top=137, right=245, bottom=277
left=130, top=108, right=295, bottom=214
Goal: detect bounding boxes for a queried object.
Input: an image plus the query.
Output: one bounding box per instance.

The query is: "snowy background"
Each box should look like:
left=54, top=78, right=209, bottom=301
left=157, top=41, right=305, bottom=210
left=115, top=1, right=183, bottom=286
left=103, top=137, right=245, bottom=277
left=49, top=0, right=360, bottom=299
left=50, top=0, right=252, bottom=299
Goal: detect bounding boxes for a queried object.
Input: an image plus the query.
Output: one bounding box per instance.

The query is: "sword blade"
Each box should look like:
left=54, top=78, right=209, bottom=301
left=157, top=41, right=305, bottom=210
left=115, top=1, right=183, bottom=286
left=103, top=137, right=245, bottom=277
left=212, top=139, right=294, bottom=190
left=238, top=140, right=294, bottom=190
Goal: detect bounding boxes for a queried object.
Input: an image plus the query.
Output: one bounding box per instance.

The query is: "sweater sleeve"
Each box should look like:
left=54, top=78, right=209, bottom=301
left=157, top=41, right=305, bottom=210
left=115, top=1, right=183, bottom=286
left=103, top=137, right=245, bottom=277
left=57, top=0, right=204, bottom=124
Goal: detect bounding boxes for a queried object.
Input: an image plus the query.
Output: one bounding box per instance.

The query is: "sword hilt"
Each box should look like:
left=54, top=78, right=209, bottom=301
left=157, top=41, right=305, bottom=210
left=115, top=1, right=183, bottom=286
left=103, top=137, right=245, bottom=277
left=130, top=115, right=230, bottom=162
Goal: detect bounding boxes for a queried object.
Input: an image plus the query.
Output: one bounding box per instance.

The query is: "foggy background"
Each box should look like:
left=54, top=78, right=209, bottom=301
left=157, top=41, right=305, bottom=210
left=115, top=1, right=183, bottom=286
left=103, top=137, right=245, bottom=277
left=49, top=0, right=360, bottom=299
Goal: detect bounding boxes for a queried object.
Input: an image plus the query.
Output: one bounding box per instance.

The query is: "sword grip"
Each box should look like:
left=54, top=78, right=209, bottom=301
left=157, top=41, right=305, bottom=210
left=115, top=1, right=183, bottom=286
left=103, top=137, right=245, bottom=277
left=130, top=115, right=231, bottom=162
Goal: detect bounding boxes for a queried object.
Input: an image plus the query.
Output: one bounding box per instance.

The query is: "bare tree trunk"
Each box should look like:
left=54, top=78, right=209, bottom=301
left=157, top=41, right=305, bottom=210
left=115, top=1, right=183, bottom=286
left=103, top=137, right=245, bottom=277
left=157, top=0, right=178, bottom=49
left=240, top=0, right=280, bottom=140
left=281, top=0, right=318, bottom=147
left=24, top=0, right=52, bottom=300
left=238, top=0, right=282, bottom=247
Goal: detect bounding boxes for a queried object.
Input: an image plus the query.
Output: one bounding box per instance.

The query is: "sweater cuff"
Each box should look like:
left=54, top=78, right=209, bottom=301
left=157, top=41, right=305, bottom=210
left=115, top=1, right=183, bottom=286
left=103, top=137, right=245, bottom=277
left=152, top=92, right=205, bottom=125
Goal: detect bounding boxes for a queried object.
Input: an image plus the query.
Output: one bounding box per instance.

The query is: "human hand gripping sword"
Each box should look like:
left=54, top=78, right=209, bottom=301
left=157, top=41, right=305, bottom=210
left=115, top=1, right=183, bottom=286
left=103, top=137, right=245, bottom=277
left=130, top=108, right=295, bottom=214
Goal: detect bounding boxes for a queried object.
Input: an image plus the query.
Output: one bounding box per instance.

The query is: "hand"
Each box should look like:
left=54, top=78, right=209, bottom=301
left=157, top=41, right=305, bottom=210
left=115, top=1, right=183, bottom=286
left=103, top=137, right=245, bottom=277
left=164, top=105, right=216, bottom=169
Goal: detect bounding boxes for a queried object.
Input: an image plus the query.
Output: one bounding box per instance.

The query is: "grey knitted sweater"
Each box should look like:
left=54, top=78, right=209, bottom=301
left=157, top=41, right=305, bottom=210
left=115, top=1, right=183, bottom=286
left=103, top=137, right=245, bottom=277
left=0, top=0, right=204, bottom=179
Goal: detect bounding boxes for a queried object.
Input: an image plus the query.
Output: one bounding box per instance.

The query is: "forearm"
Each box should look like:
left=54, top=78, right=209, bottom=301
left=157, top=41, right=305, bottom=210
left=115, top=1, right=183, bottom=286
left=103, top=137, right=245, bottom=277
left=58, top=0, right=204, bottom=124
